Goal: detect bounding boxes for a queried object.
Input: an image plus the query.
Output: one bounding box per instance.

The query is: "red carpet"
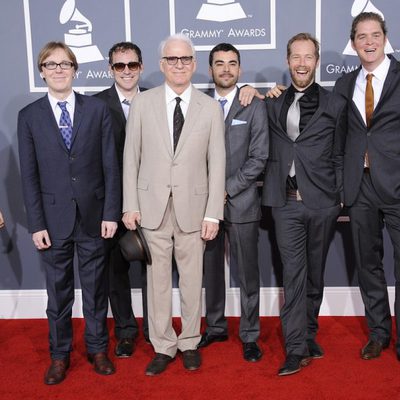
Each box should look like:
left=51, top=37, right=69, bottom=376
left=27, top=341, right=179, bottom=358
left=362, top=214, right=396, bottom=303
left=0, top=317, right=399, bottom=400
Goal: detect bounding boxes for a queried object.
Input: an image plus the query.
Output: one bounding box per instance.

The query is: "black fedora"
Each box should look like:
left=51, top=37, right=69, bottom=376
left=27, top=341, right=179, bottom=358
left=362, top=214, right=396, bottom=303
left=118, top=225, right=152, bottom=265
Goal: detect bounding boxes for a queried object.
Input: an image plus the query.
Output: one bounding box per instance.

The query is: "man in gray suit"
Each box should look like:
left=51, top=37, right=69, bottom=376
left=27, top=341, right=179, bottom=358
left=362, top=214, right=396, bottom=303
left=262, top=33, right=346, bottom=376
left=198, top=43, right=268, bottom=362
left=123, top=34, right=225, bottom=375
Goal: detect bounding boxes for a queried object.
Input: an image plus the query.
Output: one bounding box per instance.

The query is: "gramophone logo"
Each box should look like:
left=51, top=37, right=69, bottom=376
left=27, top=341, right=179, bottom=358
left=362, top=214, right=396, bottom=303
left=342, top=0, right=394, bottom=56
left=171, top=0, right=276, bottom=51
left=196, top=0, right=247, bottom=22
left=23, top=0, right=131, bottom=92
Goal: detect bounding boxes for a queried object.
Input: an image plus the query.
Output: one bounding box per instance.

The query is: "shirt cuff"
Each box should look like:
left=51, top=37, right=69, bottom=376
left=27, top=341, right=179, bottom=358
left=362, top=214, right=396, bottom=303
left=204, top=217, right=219, bottom=224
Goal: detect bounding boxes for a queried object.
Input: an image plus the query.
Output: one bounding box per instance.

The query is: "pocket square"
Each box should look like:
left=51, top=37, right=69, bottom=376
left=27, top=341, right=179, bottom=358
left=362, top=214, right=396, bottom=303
left=231, top=119, right=247, bottom=126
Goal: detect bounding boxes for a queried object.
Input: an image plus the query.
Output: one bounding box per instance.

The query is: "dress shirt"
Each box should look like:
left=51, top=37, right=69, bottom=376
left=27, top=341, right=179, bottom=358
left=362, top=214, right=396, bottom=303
left=214, top=86, right=237, bottom=119
left=352, top=55, right=390, bottom=126
left=48, top=91, right=75, bottom=126
left=115, top=85, right=141, bottom=119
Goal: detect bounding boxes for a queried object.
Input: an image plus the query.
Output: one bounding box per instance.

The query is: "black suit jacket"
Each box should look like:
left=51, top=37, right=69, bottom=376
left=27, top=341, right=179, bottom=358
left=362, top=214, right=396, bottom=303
left=220, top=89, right=269, bottom=223
left=18, top=92, right=120, bottom=238
left=262, top=84, right=346, bottom=209
left=334, top=55, right=400, bottom=206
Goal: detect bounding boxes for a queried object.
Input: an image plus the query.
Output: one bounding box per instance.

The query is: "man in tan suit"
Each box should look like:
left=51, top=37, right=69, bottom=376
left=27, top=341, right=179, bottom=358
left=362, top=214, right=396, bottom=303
left=123, top=34, right=225, bottom=375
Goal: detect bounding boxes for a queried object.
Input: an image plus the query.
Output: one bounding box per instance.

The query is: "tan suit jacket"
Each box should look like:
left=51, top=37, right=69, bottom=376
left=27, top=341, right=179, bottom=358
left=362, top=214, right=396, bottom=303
left=123, top=84, right=225, bottom=232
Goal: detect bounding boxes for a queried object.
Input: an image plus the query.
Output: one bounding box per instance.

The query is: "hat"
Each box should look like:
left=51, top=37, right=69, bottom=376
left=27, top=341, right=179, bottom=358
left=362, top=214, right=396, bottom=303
left=118, top=225, right=152, bottom=265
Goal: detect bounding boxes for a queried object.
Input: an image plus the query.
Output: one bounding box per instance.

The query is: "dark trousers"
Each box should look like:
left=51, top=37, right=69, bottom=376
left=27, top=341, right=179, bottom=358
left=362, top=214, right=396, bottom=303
left=42, top=215, right=109, bottom=360
left=203, top=220, right=261, bottom=342
left=272, top=201, right=340, bottom=355
left=107, top=224, right=148, bottom=340
left=348, top=171, right=400, bottom=349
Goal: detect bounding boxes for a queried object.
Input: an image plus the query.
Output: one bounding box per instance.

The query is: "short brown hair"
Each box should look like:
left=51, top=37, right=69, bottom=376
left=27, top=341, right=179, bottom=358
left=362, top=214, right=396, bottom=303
left=287, top=33, right=320, bottom=60
left=37, top=41, right=78, bottom=72
left=350, top=12, right=387, bottom=42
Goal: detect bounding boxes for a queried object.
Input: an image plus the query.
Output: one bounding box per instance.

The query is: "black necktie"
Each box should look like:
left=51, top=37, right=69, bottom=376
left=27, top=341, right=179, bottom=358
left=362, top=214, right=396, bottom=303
left=173, top=97, right=184, bottom=152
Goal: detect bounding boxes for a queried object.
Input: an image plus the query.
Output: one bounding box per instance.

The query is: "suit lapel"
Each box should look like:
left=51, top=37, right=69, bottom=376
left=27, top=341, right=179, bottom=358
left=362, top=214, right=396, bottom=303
left=70, top=92, right=83, bottom=149
left=153, top=86, right=173, bottom=158
left=225, top=89, right=242, bottom=129
left=108, top=84, right=126, bottom=123
left=269, top=94, right=289, bottom=140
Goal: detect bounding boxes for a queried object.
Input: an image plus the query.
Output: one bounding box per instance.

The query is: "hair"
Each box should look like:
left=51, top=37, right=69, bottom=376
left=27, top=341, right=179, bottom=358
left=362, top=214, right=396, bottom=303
left=209, top=43, right=241, bottom=66
left=37, top=41, right=78, bottom=72
left=287, top=32, right=320, bottom=60
left=108, top=41, right=143, bottom=65
left=350, top=12, right=387, bottom=41
left=159, top=33, right=196, bottom=58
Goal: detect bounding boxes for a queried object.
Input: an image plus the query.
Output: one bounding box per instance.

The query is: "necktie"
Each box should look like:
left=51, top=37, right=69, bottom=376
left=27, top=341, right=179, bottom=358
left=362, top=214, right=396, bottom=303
left=122, top=99, right=130, bottom=119
left=219, top=98, right=228, bottom=118
left=173, top=97, right=184, bottom=152
left=365, top=74, right=374, bottom=168
left=58, top=101, right=73, bottom=150
left=122, top=99, right=130, bottom=106
left=286, top=92, right=304, bottom=177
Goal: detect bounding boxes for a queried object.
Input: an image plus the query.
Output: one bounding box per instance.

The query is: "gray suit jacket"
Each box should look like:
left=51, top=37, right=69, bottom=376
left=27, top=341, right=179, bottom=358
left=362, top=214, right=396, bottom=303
left=123, top=84, right=226, bottom=232
left=219, top=89, right=269, bottom=223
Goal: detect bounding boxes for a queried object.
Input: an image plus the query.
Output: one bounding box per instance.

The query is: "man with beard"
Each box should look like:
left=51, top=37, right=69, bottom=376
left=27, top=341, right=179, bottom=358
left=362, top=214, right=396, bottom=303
left=262, top=33, right=346, bottom=375
left=198, top=43, right=268, bottom=362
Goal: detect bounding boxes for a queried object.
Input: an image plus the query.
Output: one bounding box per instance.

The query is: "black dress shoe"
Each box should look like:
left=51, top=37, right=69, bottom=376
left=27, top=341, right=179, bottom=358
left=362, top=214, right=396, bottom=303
left=115, top=338, right=134, bottom=358
left=197, top=332, right=228, bottom=348
left=182, top=349, right=201, bottom=371
left=44, top=358, right=70, bottom=385
left=361, top=340, right=388, bottom=360
left=397, top=352, right=400, bottom=362
left=87, top=352, right=115, bottom=375
left=145, top=353, right=174, bottom=376
left=278, top=354, right=311, bottom=376
left=307, top=339, right=324, bottom=359
left=243, top=342, right=262, bottom=362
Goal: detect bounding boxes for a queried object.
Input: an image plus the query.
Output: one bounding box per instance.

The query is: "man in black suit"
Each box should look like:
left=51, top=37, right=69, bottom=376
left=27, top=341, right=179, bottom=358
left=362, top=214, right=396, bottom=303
left=95, top=42, right=149, bottom=358
left=334, top=12, right=400, bottom=361
left=18, top=42, right=120, bottom=384
left=198, top=43, right=268, bottom=362
left=262, top=33, right=346, bottom=376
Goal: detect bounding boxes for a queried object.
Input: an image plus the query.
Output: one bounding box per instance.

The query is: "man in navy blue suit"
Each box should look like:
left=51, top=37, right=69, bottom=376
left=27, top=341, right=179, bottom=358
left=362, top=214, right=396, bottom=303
left=18, top=42, right=120, bottom=385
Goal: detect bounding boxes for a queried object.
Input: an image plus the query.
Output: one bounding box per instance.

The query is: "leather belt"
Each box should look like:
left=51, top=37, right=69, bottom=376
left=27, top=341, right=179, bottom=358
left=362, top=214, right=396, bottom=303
left=286, top=188, right=302, bottom=201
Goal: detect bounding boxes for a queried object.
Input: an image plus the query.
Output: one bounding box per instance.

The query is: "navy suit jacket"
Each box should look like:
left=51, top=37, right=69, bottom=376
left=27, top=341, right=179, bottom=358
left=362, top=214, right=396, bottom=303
left=18, top=92, right=120, bottom=239
left=262, top=84, right=346, bottom=209
left=217, top=89, right=269, bottom=223
left=334, top=55, right=400, bottom=206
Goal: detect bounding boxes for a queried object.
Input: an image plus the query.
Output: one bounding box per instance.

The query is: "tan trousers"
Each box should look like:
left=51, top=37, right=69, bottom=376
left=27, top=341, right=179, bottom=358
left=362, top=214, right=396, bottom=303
left=143, top=198, right=205, bottom=357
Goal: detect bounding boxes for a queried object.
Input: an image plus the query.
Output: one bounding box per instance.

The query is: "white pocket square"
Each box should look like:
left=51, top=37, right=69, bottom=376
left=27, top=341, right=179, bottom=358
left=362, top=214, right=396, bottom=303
left=231, top=119, right=247, bottom=126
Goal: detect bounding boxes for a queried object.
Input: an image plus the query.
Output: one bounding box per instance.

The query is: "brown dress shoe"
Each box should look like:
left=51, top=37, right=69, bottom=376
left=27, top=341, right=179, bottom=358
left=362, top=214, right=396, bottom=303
left=87, top=352, right=115, bottom=375
left=361, top=340, right=387, bottom=360
left=182, top=349, right=201, bottom=370
left=44, top=358, right=70, bottom=385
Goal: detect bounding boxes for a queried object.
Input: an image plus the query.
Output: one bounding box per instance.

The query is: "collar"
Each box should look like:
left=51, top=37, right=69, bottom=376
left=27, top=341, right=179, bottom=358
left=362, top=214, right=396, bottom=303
left=165, top=83, right=192, bottom=105
left=214, top=86, right=237, bottom=104
left=361, top=55, right=390, bottom=83
left=48, top=91, right=75, bottom=112
left=114, top=84, right=140, bottom=103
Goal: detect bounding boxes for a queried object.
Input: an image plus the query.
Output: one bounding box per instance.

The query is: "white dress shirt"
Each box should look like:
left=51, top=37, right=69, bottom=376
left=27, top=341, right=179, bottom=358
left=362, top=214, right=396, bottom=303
left=48, top=91, right=75, bottom=126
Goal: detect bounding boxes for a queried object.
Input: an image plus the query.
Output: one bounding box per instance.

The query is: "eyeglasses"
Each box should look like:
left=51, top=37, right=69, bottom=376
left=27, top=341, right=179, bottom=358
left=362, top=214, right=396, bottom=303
left=41, top=61, right=74, bottom=70
left=111, top=62, right=141, bottom=72
left=162, top=56, right=194, bottom=66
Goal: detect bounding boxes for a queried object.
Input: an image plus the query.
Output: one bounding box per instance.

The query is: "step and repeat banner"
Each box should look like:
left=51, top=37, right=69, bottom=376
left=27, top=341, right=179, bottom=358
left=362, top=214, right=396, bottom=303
left=1, top=1, right=399, bottom=312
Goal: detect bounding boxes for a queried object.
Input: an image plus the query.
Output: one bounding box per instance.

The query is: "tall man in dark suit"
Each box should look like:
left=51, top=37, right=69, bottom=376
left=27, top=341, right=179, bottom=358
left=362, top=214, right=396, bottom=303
left=334, top=12, right=400, bottom=361
left=18, top=42, right=120, bottom=384
left=95, top=42, right=149, bottom=358
left=262, top=33, right=346, bottom=376
left=198, top=43, right=268, bottom=363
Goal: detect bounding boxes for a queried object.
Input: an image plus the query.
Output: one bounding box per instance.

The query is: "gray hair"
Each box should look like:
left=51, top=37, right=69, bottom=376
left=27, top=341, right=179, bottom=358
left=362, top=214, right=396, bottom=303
left=159, top=33, right=196, bottom=58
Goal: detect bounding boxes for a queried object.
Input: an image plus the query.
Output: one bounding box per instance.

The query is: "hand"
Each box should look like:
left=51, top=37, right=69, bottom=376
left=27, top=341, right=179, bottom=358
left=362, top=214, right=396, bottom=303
left=266, top=84, right=287, bottom=99
left=122, top=211, right=141, bottom=230
left=32, top=230, right=52, bottom=250
left=239, top=85, right=265, bottom=106
left=201, top=220, right=219, bottom=241
left=101, top=221, right=118, bottom=239
left=0, top=210, right=4, bottom=229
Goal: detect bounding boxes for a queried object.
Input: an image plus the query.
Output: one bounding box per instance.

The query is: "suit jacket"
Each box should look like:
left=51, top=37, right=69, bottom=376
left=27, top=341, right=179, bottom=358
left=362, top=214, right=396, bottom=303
left=123, top=84, right=226, bottom=233
left=214, top=88, right=269, bottom=223
left=262, top=84, right=346, bottom=209
left=18, top=92, right=120, bottom=238
left=95, top=84, right=147, bottom=171
left=334, top=55, right=400, bottom=206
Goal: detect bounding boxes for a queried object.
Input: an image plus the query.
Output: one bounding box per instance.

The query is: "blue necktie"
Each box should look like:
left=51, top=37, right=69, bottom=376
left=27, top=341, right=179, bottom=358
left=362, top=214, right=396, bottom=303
left=219, top=98, right=228, bottom=116
left=57, top=101, right=73, bottom=150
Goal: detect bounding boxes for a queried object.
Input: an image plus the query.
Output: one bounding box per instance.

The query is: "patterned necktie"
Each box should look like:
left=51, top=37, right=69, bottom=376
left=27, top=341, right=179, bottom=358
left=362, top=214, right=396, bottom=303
left=173, top=97, right=184, bottom=152
left=219, top=98, right=228, bottom=118
left=122, top=99, right=130, bottom=119
left=57, top=101, right=73, bottom=150
left=364, top=74, right=374, bottom=168
left=286, top=92, right=304, bottom=177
